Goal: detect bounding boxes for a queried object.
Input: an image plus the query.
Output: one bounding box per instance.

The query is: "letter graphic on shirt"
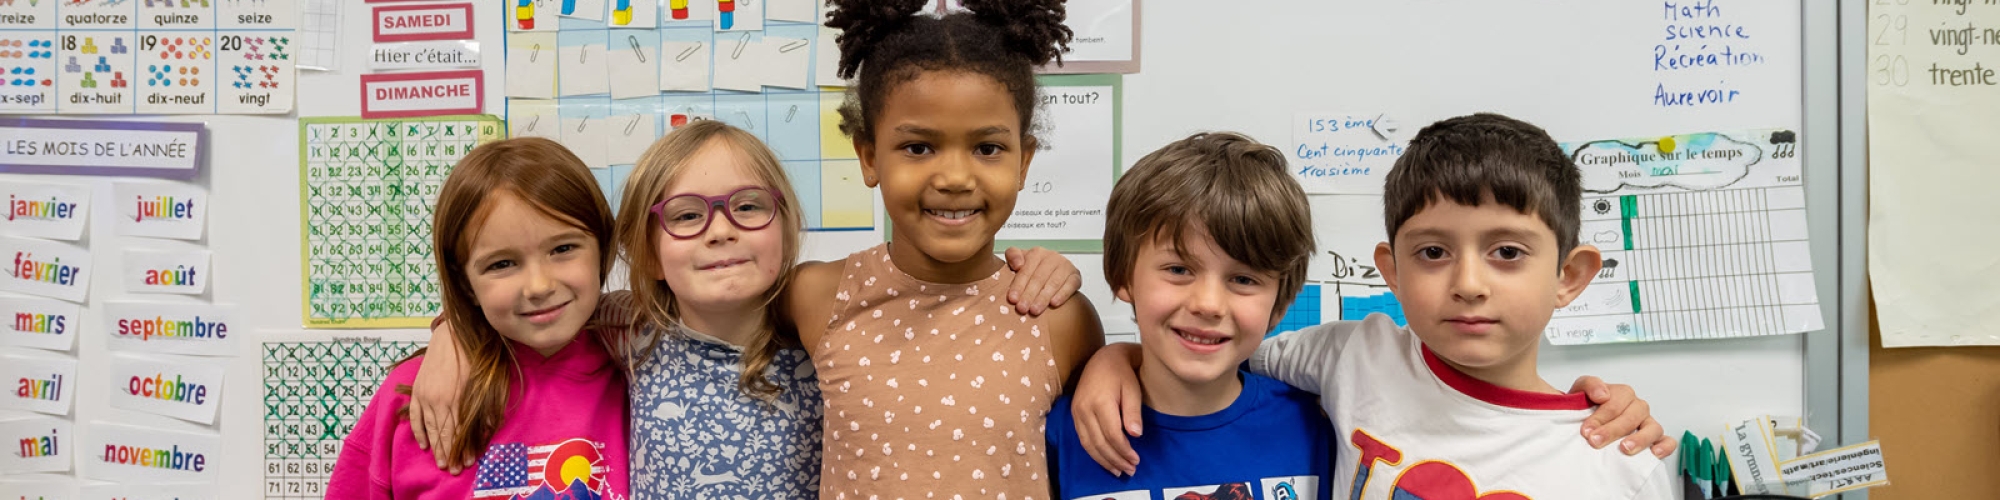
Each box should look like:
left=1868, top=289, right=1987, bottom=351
left=1348, top=429, right=1403, bottom=500
left=1389, top=461, right=1531, bottom=500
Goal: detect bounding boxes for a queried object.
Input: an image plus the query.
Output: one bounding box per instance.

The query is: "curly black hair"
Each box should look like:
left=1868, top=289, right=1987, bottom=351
left=824, top=0, right=1072, bottom=142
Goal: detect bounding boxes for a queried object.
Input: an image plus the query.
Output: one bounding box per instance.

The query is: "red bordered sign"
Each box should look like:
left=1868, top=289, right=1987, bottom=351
left=373, top=3, right=475, bottom=42
left=359, top=70, right=484, bottom=119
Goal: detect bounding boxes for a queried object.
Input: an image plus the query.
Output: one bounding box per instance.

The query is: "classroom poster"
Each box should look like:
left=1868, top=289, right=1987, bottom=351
left=298, top=115, right=503, bottom=328
left=262, top=337, right=426, bottom=500
left=1867, top=1, right=2000, bottom=347
left=0, top=0, right=298, bottom=114
left=994, top=74, right=1123, bottom=252
left=1275, top=129, right=1823, bottom=345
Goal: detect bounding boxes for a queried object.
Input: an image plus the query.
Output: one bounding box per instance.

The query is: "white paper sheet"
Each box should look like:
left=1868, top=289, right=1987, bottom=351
left=506, top=33, right=559, bottom=98
left=0, top=180, right=89, bottom=241
left=0, top=355, right=77, bottom=415
left=608, top=33, right=661, bottom=99
left=660, top=40, right=712, bottom=92
left=102, top=301, right=240, bottom=357
left=0, top=417, right=73, bottom=473
left=0, top=295, right=80, bottom=351
left=82, top=422, right=222, bottom=483
left=559, top=43, right=611, bottom=96
left=113, top=181, right=207, bottom=240
left=121, top=249, right=211, bottom=295
left=1868, top=1, right=2000, bottom=347
left=107, top=353, right=227, bottom=424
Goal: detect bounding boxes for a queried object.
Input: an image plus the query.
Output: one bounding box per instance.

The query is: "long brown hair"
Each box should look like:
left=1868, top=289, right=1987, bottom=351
left=616, top=120, right=804, bottom=398
left=416, top=137, right=616, bottom=461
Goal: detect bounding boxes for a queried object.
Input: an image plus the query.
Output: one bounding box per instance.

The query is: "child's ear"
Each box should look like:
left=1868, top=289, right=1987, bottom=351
left=1372, top=241, right=1402, bottom=296
left=853, top=138, right=880, bottom=188
left=1113, top=284, right=1132, bottom=304
left=1554, top=244, right=1603, bottom=307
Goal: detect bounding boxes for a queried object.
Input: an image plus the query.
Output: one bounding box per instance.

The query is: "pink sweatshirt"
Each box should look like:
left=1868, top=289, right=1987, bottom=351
left=326, top=330, right=629, bottom=500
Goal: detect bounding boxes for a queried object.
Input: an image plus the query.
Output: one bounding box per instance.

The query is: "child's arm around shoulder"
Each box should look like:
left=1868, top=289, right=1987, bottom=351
left=1246, top=318, right=1374, bottom=396
left=780, top=258, right=849, bottom=349
left=1042, top=293, right=1104, bottom=393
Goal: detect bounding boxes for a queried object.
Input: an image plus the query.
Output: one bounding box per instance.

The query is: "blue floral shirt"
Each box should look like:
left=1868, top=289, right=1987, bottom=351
left=625, top=324, right=824, bottom=498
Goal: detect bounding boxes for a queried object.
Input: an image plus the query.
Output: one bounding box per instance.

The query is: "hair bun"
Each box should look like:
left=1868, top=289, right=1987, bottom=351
left=824, top=0, right=929, bottom=79
left=961, top=0, right=1073, bottom=67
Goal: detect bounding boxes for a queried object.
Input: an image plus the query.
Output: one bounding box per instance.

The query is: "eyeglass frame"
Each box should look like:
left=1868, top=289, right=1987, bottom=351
left=649, top=186, right=787, bottom=240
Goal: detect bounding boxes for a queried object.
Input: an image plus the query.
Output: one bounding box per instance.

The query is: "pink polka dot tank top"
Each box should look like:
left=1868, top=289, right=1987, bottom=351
left=815, top=244, right=1061, bottom=500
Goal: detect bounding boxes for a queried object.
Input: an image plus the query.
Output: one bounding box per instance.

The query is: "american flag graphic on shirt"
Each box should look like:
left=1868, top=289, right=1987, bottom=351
left=472, top=439, right=610, bottom=499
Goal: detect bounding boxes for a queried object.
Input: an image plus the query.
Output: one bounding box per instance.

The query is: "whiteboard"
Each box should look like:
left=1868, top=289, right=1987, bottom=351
left=0, top=1, right=1858, bottom=498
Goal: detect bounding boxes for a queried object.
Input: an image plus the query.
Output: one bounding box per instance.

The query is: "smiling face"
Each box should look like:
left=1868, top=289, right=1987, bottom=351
left=855, top=70, right=1034, bottom=281
left=1122, top=226, right=1283, bottom=398
left=1374, top=193, right=1599, bottom=387
left=651, top=139, right=788, bottom=317
left=463, top=191, right=604, bottom=356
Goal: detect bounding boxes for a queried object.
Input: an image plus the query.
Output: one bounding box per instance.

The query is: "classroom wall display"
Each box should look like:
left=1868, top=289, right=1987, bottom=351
left=297, top=115, right=503, bottom=328
left=106, top=353, right=226, bottom=425
left=993, top=74, right=1122, bottom=252
left=0, top=234, right=91, bottom=303
left=77, top=483, right=217, bottom=500
left=0, top=0, right=297, bottom=114
left=80, top=422, right=220, bottom=483
left=1275, top=129, right=1822, bottom=345
left=0, top=354, right=77, bottom=416
left=1867, top=1, right=2000, bottom=347
left=261, top=338, right=424, bottom=500
left=0, top=416, right=73, bottom=474
left=0, top=179, right=90, bottom=241
left=119, top=248, right=210, bottom=295
left=0, top=294, right=80, bottom=351
left=111, top=181, right=206, bottom=240
left=0, top=118, right=205, bottom=179
left=101, top=300, right=236, bottom=357
left=504, top=2, right=1128, bottom=241
left=507, top=17, right=884, bottom=232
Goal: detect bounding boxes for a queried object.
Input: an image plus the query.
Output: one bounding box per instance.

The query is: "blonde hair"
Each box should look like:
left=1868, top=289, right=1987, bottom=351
left=419, top=137, right=616, bottom=462
left=616, top=120, right=805, bottom=398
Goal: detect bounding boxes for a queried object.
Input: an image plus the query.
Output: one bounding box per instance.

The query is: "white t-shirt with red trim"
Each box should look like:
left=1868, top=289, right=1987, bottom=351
left=1250, top=313, right=1676, bottom=500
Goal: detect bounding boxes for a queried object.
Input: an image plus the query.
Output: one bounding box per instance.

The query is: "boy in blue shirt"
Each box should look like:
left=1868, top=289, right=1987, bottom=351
left=1046, top=132, right=1332, bottom=500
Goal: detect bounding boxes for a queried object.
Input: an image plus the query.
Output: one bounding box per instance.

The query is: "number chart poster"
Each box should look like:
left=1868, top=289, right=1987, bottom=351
left=262, top=338, right=425, bottom=499
left=299, top=115, right=504, bottom=328
left=0, top=0, right=297, bottom=114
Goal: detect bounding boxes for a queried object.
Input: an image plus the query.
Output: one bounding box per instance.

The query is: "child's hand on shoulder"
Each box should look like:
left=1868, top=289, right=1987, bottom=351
left=1070, top=342, right=1145, bottom=476
left=408, top=323, right=475, bottom=474
left=1003, top=246, right=1081, bottom=316
left=1571, top=376, right=1676, bottom=458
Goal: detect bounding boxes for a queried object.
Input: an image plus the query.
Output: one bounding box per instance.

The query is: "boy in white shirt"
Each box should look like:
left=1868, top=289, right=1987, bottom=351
left=1072, top=114, right=1676, bottom=500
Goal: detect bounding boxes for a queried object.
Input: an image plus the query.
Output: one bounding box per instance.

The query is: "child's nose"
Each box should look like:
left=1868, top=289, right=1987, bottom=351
left=928, top=154, right=976, bottom=192
left=1449, top=259, right=1490, bottom=301
left=1186, top=278, right=1227, bottom=318
left=524, top=261, right=558, bottom=299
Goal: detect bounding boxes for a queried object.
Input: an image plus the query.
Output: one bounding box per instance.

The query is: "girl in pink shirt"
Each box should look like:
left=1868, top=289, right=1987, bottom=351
left=326, top=137, right=629, bottom=500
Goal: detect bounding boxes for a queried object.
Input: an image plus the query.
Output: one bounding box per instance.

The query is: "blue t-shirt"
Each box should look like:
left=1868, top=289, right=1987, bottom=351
left=1048, top=371, right=1334, bottom=500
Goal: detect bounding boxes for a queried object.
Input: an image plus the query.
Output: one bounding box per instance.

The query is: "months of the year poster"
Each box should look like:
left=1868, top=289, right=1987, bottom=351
left=0, top=0, right=297, bottom=114
left=262, top=339, right=425, bottom=500
left=300, top=115, right=504, bottom=328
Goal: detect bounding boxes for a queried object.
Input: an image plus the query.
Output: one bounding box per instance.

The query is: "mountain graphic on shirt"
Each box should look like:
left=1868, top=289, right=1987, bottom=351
left=513, top=479, right=602, bottom=500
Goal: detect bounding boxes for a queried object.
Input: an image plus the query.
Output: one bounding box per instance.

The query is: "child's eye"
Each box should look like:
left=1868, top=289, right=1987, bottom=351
left=483, top=259, right=515, bottom=272
left=1491, top=246, right=1526, bottom=260
left=974, top=143, right=1004, bottom=156
left=1164, top=265, right=1191, bottom=276
left=1229, top=275, right=1262, bottom=287
left=1417, top=246, right=1448, bottom=260
left=901, top=144, right=933, bottom=156
left=552, top=243, right=579, bottom=254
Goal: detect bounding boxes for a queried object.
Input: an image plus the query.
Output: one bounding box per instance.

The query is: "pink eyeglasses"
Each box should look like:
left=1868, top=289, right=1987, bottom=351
left=650, top=186, right=784, bottom=239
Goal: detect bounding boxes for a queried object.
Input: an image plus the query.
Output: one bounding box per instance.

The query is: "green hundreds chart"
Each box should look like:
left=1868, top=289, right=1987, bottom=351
left=263, top=339, right=425, bottom=499
left=300, top=116, right=503, bottom=328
